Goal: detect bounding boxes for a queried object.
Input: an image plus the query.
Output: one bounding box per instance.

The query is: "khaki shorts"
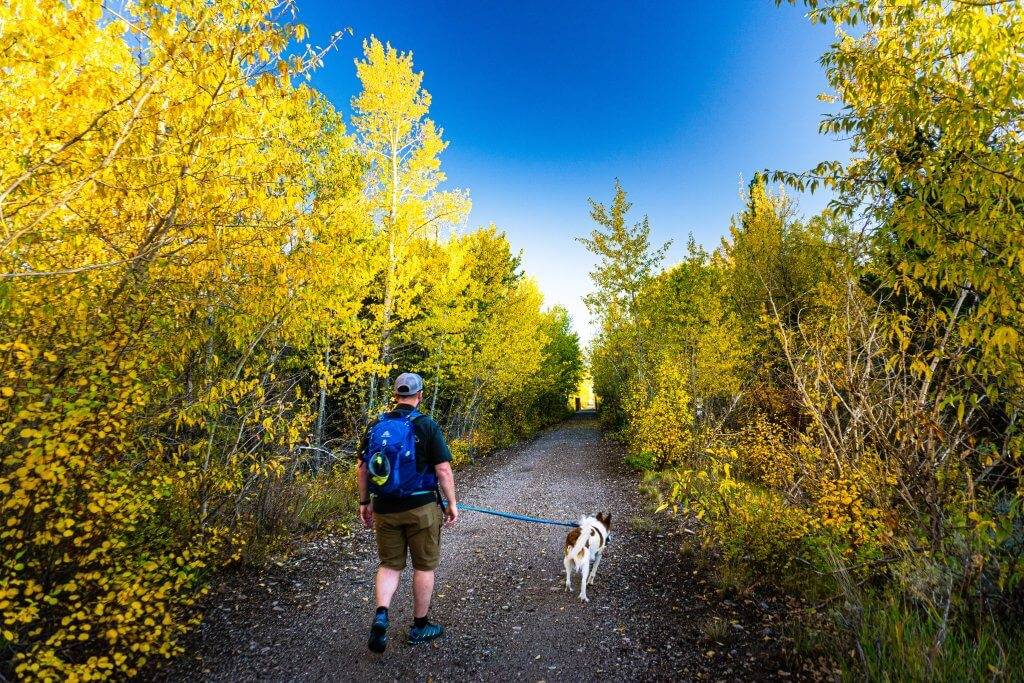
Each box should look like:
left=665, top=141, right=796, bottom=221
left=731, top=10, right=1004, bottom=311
left=374, top=503, right=443, bottom=571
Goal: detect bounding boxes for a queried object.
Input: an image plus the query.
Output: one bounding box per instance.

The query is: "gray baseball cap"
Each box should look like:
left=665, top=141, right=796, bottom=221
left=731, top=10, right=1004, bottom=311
left=394, top=372, right=424, bottom=396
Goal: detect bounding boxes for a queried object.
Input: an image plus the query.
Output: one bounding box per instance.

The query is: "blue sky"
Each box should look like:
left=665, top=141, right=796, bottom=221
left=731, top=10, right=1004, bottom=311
left=297, top=1, right=849, bottom=344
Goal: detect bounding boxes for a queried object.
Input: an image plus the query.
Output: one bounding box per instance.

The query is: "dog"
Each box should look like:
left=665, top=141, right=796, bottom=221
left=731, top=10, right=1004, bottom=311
left=563, top=512, right=611, bottom=602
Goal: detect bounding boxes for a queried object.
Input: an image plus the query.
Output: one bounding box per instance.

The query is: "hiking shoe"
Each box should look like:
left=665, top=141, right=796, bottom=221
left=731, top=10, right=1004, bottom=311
left=367, top=611, right=389, bottom=653
left=407, top=621, right=445, bottom=645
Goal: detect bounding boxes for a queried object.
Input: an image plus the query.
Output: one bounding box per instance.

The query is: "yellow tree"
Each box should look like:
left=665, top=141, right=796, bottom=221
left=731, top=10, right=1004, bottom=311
left=351, top=37, right=469, bottom=410
left=446, top=228, right=545, bottom=439
left=281, top=96, right=374, bottom=451
left=0, top=0, right=357, bottom=677
left=780, top=0, right=1024, bottom=438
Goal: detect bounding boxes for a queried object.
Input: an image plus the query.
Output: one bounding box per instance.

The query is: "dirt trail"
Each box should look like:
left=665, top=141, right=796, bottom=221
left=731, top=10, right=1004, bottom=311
left=155, top=414, right=809, bottom=682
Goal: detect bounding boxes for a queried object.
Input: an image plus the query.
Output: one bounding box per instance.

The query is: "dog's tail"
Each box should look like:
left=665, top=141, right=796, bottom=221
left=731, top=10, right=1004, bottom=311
left=569, top=518, right=592, bottom=566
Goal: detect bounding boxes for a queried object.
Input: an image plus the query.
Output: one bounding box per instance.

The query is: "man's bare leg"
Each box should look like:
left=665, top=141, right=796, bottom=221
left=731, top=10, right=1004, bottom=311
left=376, top=566, right=401, bottom=608
left=412, top=569, right=435, bottom=618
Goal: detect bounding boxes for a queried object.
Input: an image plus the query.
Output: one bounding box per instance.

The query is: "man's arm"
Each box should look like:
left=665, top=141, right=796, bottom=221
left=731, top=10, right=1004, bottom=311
left=421, top=416, right=457, bottom=526
left=357, top=425, right=373, bottom=529
left=435, top=461, right=458, bottom=527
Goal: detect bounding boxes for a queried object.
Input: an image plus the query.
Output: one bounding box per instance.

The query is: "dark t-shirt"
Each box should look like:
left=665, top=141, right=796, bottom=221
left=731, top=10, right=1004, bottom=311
left=360, top=404, right=452, bottom=513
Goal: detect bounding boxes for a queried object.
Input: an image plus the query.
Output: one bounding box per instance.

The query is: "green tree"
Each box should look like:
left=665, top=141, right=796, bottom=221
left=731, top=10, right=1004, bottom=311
left=779, top=0, right=1024, bottom=434
left=578, top=181, right=670, bottom=422
left=534, top=306, right=584, bottom=418
left=579, top=180, right=670, bottom=330
left=720, top=178, right=837, bottom=403
left=640, top=239, right=745, bottom=425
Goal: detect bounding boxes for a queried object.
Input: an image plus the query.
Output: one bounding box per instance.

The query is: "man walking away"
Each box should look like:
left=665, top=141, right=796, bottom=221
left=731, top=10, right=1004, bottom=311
left=357, top=372, right=459, bottom=653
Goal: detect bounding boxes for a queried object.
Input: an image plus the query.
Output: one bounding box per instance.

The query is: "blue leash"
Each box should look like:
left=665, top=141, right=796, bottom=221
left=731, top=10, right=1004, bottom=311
left=443, top=500, right=579, bottom=528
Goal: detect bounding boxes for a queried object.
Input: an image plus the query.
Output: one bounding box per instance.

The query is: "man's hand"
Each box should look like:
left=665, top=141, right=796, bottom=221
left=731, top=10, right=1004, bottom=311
left=444, top=501, right=458, bottom=528
left=359, top=503, right=374, bottom=529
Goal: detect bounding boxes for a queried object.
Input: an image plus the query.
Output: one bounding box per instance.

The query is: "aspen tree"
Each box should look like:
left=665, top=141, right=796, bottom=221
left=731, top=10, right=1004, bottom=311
left=351, top=37, right=469, bottom=413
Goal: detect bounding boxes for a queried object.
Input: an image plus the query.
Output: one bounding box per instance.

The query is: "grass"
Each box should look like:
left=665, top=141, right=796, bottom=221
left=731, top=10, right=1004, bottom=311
left=624, top=449, right=656, bottom=472
left=701, top=616, right=731, bottom=644
left=845, top=593, right=1024, bottom=682
left=627, top=514, right=660, bottom=534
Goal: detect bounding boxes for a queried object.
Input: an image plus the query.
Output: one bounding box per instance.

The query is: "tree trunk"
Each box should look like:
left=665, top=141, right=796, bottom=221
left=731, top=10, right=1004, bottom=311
left=315, top=348, right=330, bottom=449
left=369, top=131, right=402, bottom=415
left=430, top=347, right=442, bottom=415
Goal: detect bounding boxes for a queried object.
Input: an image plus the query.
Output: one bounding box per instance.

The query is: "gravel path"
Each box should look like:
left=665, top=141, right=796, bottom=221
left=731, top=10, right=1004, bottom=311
left=154, top=414, right=814, bottom=682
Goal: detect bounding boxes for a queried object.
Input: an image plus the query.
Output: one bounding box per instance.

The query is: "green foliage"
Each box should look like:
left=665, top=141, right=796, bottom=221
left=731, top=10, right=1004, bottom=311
left=535, top=307, right=585, bottom=418
left=578, top=181, right=670, bottom=430
left=843, top=589, right=1024, bottom=682
left=779, top=0, right=1024, bottom=443
left=586, top=3, right=1024, bottom=673
left=624, top=450, right=656, bottom=472
left=579, top=180, right=670, bottom=321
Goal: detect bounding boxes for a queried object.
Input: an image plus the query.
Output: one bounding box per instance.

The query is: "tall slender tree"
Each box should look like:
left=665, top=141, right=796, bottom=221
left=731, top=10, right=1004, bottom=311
left=578, top=180, right=670, bottom=399
left=351, top=37, right=469, bottom=413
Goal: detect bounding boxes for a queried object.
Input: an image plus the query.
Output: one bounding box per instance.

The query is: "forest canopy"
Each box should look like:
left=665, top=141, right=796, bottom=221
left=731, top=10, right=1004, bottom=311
left=0, top=2, right=580, bottom=678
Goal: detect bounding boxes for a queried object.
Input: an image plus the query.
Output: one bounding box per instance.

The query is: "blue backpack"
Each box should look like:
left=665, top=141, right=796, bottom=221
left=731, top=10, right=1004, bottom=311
left=364, top=409, right=437, bottom=498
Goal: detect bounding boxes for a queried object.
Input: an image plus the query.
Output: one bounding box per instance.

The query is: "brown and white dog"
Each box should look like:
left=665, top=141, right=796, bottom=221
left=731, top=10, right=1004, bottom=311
left=563, top=512, right=611, bottom=602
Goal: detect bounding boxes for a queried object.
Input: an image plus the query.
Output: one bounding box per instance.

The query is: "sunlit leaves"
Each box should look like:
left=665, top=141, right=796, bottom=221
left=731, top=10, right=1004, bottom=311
left=782, top=0, right=1024, bottom=420
left=1, top=5, right=568, bottom=679
left=0, top=0, right=363, bottom=678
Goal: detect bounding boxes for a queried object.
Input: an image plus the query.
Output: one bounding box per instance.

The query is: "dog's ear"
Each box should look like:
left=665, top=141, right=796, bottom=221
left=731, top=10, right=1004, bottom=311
left=598, top=512, right=611, bottom=528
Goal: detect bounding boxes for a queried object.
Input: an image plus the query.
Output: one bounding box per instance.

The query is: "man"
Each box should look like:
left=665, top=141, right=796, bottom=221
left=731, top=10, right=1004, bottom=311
left=357, top=372, right=458, bottom=653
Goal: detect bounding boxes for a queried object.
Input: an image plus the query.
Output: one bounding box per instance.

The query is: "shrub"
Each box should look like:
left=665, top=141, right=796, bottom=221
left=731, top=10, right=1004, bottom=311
left=814, top=470, right=891, bottom=560
left=294, top=464, right=359, bottom=535
left=735, top=415, right=798, bottom=489
left=662, top=457, right=820, bottom=581
left=449, top=438, right=472, bottom=470
left=624, top=450, right=657, bottom=472
left=0, top=341, right=227, bottom=679
left=624, top=357, right=695, bottom=469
